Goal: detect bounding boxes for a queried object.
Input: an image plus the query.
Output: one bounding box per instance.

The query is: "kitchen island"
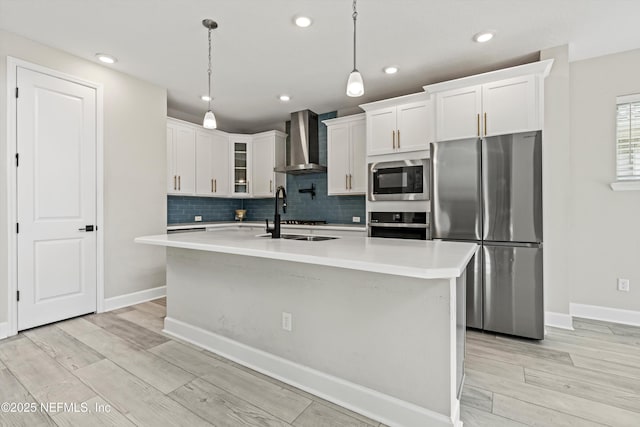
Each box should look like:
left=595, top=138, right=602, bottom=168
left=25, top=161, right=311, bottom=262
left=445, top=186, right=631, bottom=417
left=136, top=226, right=476, bottom=427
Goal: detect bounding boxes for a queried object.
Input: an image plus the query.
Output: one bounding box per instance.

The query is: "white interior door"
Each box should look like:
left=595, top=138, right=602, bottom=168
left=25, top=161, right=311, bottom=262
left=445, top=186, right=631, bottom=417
left=16, top=66, right=97, bottom=330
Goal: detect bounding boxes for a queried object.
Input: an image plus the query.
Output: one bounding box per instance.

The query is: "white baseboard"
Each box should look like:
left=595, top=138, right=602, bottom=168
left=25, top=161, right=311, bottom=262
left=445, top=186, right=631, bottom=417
left=103, top=286, right=166, bottom=312
left=570, top=303, right=640, bottom=327
left=0, top=322, right=8, bottom=340
left=163, top=317, right=456, bottom=427
left=545, top=311, right=574, bottom=330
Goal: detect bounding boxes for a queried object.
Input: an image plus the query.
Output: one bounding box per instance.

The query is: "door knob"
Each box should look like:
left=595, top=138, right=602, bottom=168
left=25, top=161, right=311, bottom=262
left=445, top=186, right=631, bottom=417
left=78, top=225, right=95, bottom=232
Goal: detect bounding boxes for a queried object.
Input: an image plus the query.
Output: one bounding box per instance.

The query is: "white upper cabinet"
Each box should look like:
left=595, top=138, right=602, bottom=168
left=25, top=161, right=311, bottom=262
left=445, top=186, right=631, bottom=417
left=167, top=118, right=285, bottom=198
left=251, top=131, right=286, bottom=198
left=481, top=75, right=537, bottom=137
left=434, top=86, right=482, bottom=141
left=195, top=130, right=229, bottom=197
left=360, top=93, right=433, bottom=156
left=230, top=135, right=252, bottom=197
left=230, top=131, right=286, bottom=198
left=426, top=59, right=553, bottom=142
left=167, top=120, right=196, bottom=194
left=324, top=114, right=366, bottom=195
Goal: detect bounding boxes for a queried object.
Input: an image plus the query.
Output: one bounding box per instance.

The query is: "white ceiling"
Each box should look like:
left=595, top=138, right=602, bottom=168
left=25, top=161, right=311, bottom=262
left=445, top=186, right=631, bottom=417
left=1, top=0, right=639, bottom=133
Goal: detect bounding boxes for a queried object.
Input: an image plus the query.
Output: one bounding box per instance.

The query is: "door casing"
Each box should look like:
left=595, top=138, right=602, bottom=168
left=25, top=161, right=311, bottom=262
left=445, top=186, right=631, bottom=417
left=6, top=57, right=105, bottom=336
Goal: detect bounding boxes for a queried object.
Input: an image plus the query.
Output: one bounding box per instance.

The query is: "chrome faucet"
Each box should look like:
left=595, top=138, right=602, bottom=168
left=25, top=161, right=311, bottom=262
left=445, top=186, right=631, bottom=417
left=265, top=186, right=287, bottom=238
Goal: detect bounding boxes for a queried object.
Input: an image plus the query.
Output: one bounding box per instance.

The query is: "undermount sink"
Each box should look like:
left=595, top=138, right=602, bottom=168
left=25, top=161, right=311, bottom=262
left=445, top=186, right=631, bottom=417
left=257, top=233, right=338, bottom=241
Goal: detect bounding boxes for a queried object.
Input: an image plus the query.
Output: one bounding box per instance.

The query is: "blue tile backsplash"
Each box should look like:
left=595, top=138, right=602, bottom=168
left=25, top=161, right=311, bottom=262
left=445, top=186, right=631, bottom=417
left=167, top=111, right=366, bottom=225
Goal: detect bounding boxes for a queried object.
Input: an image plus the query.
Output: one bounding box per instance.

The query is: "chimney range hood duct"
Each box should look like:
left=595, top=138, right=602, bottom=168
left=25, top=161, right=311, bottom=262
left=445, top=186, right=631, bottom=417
left=275, top=110, right=327, bottom=174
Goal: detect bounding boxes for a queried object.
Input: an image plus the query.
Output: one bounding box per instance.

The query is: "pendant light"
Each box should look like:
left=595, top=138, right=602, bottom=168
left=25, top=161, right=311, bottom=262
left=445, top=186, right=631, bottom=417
left=346, top=0, right=364, bottom=97
left=202, top=19, right=218, bottom=129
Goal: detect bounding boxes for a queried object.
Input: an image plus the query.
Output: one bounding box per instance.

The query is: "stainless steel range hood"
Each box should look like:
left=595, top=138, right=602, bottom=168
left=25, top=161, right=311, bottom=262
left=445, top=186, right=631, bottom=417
left=275, top=110, right=327, bottom=174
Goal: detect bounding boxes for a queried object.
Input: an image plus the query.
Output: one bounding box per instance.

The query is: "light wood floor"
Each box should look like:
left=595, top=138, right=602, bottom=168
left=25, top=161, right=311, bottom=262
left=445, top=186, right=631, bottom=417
left=1, top=301, right=639, bottom=426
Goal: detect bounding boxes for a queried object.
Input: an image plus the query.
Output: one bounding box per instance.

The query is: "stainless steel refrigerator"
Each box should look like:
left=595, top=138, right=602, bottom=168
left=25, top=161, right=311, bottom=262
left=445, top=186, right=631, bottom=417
left=431, top=131, right=543, bottom=339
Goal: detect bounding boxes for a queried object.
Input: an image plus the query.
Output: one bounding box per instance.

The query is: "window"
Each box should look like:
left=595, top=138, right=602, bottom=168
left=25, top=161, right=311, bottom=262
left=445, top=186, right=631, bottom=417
left=616, top=94, right=640, bottom=181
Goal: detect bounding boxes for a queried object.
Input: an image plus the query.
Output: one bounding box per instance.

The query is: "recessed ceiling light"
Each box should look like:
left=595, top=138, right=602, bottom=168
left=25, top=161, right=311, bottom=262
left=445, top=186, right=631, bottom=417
left=473, top=31, right=495, bottom=43
left=279, top=95, right=291, bottom=102
left=294, top=16, right=312, bottom=28
left=383, top=66, right=399, bottom=74
left=95, top=53, right=117, bottom=64
left=201, top=95, right=212, bottom=102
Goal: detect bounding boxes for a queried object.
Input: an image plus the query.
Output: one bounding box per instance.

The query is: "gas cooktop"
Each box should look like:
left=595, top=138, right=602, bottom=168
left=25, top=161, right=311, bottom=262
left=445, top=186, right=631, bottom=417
left=280, top=220, right=327, bottom=225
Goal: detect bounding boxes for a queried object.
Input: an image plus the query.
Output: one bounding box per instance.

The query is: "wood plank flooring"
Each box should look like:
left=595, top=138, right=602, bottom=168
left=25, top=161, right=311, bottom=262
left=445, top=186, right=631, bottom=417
left=1, top=300, right=640, bottom=426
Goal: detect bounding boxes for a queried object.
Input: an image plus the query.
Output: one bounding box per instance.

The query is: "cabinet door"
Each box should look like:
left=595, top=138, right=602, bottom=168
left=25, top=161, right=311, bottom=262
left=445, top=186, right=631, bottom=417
left=211, top=132, right=230, bottom=196
left=396, top=101, right=430, bottom=153
left=174, top=125, right=196, bottom=194
left=436, top=85, right=482, bottom=141
left=195, top=131, right=214, bottom=196
left=367, top=107, right=396, bottom=155
left=327, top=124, right=351, bottom=195
left=231, top=138, right=251, bottom=196
left=251, top=136, right=275, bottom=197
left=166, top=124, right=177, bottom=193
left=482, top=75, right=537, bottom=137
left=349, top=120, right=367, bottom=194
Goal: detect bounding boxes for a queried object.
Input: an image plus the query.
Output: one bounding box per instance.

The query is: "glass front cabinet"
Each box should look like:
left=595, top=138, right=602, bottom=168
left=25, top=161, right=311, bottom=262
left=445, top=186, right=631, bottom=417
left=230, top=135, right=252, bottom=197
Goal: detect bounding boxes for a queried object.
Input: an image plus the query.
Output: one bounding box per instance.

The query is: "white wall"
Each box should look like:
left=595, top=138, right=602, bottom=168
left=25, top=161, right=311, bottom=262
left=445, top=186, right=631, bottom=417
left=569, top=49, right=640, bottom=311
left=541, top=46, right=572, bottom=321
left=0, top=29, right=167, bottom=325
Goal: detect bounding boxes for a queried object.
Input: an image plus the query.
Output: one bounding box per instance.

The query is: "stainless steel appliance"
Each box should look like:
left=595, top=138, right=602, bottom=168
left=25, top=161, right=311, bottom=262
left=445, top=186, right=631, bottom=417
left=368, top=212, right=428, bottom=240
left=368, top=159, right=429, bottom=201
left=431, top=131, right=543, bottom=339
left=274, top=110, right=326, bottom=174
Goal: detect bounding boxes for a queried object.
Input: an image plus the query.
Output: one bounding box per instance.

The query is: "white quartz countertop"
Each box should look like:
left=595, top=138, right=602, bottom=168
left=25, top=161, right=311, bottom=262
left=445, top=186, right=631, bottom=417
left=137, top=226, right=476, bottom=280
left=166, top=222, right=367, bottom=232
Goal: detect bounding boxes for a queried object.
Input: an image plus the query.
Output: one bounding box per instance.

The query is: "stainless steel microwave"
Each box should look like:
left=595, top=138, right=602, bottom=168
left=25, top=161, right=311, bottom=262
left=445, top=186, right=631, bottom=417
left=368, top=159, right=429, bottom=201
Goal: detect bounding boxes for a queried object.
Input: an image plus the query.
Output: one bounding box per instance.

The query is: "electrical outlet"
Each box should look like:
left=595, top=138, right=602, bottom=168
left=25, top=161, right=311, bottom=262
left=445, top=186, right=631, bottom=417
left=617, top=278, right=630, bottom=292
left=282, top=312, right=292, bottom=331
left=352, top=216, right=361, bottom=223
left=194, top=215, right=202, bottom=222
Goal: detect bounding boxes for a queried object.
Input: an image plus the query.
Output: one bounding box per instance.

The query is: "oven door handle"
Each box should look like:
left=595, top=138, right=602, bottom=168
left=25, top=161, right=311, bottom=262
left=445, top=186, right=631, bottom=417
left=368, top=223, right=429, bottom=229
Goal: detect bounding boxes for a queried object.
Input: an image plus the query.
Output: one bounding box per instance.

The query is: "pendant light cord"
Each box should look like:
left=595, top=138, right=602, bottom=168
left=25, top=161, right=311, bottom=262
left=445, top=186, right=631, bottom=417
left=352, top=0, right=358, bottom=72
left=207, top=27, right=212, bottom=110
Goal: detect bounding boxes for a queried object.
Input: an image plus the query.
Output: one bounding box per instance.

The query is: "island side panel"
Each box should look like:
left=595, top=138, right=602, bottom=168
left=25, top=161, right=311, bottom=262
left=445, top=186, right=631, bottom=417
left=166, top=247, right=454, bottom=417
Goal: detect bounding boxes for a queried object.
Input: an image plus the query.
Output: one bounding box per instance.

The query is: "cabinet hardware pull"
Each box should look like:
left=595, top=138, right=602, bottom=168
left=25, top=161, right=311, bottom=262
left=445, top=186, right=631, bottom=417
left=178, top=175, right=181, bottom=191
left=477, top=114, right=480, bottom=137
left=174, top=175, right=177, bottom=190
left=247, top=180, right=249, bottom=192
left=214, top=179, right=217, bottom=193
left=397, top=130, right=401, bottom=149
left=211, top=179, right=214, bottom=193
left=348, top=174, right=352, bottom=190
left=345, top=174, right=348, bottom=190
left=392, top=130, right=396, bottom=149
left=484, top=112, right=487, bottom=136
left=270, top=179, right=273, bottom=192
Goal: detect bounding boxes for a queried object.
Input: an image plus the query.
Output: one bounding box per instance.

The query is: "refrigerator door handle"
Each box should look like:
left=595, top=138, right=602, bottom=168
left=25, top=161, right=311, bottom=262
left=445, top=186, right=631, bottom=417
left=483, top=241, right=542, bottom=249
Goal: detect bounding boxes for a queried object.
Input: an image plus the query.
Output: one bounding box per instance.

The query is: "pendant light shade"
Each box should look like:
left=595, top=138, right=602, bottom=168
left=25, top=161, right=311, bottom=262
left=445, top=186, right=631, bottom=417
left=346, top=70, right=364, bottom=97
left=202, top=19, right=218, bottom=129
left=346, top=0, right=364, bottom=97
left=203, top=110, right=217, bottom=129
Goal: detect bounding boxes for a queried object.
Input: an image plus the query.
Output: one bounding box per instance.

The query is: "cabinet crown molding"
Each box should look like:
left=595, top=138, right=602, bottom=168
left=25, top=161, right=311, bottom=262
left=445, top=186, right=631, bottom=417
left=359, top=92, right=430, bottom=112
left=424, top=59, right=554, bottom=95
left=322, top=113, right=365, bottom=126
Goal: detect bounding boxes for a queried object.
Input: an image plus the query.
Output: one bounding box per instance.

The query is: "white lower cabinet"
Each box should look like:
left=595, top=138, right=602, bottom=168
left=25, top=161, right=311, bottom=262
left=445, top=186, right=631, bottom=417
left=195, top=130, right=229, bottom=196
left=324, top=114, right=366, bottom=195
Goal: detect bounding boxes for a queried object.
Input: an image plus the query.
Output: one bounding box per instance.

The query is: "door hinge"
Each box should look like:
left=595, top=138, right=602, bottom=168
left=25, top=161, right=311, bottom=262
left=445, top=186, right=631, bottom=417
left=15, top=87, right=19, bottom=98
left=16, top=290, right=20, bottom=301
left=16, top=223, right=19, bottom=234
left=15, top=153, right=19, bottom=167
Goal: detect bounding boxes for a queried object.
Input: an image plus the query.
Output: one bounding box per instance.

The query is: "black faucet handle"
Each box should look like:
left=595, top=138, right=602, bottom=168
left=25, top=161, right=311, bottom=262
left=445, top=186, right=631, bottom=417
left=265, top=219, right=271, bottom=232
